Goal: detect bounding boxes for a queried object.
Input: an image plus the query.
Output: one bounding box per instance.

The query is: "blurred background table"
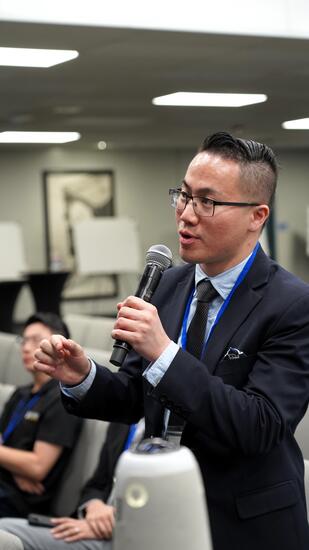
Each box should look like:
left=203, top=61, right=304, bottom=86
left=0, top=279, right=25, bottom=332
left=26, top=271, right=70, bottom=316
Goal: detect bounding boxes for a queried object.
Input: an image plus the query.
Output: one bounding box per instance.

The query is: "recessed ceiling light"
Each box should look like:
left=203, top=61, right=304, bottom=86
left=0, top=132, right=81, bottom=143
left=282, top=118, right=309, bottom=129
left=10, top=114, right=34, bottom=124
left=53, top=105, right=82, bottom=115
left=152, top=92, right=267, bottom=107
left=97, top=141, right=107, bottom=150
left=0, top=47, right=79, bottom=68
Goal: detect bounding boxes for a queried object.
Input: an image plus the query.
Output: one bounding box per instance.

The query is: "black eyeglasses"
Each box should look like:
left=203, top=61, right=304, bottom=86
left=16, top=335, right=45, bottom=346
left=169, top=188, right=260, bottom=218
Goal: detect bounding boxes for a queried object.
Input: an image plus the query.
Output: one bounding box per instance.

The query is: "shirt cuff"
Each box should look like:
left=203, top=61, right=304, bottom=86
left=77, top=501, right=88, bottom=518
left=143, top=341, right=179, bottom=387
left=60, top=359, right=97, bottom=401
left=77, top=499, right=101, bottom=518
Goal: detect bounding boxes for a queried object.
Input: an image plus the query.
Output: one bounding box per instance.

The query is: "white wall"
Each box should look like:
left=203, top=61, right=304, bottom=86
left=0, top=147, right=192, bottom=268
left=275, top=149, right=309, bottom=282
left=0, top=146, right=192, bottom=319
left=0, top=144, right=309, bottom=320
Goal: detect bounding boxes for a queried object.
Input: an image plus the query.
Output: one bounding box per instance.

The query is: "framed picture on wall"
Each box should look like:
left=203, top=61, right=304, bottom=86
left=43, top=170, right=117, bottom=300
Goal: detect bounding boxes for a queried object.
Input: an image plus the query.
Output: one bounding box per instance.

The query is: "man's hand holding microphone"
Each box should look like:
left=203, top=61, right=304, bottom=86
left=33, top=244, right=173, bottom=384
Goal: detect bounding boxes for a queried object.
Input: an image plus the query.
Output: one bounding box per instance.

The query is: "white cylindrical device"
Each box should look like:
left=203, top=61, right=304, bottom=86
left=112, top=438, right=213, bottom=550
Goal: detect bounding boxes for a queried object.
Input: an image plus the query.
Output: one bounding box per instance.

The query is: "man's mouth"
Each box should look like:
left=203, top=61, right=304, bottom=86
left=179, top=230, right=199, bottom=244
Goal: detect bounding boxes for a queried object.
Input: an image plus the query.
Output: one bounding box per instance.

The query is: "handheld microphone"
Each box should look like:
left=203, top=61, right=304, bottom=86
left=110, top=244, right=173, bottom=367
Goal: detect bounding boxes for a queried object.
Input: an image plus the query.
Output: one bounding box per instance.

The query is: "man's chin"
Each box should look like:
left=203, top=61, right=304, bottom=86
left=179, top=246, right=203, bottom=265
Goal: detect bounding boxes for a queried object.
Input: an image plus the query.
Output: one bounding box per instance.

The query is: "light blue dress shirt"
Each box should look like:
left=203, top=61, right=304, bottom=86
left=143, top=255, right=251, bottom=387
left=62, top=253, right=252, bottom=401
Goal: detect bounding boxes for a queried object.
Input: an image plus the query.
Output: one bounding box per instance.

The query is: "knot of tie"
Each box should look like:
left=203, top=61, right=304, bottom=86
left=196, top=279, right=218, bottom=303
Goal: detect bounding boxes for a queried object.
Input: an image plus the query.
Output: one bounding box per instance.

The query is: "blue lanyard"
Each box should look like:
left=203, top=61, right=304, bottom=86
left=1, top=392, right=42, bottom=444
left=123, top=424, right=137, bottom=451
left=180, top=242, right=260, bottom=359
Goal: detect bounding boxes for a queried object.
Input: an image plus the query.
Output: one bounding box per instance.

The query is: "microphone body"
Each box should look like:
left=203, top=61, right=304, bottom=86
left=110, top=244, right=172, bottom=367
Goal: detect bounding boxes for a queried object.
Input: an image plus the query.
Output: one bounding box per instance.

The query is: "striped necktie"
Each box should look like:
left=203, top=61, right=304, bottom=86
left=186, top=279, right=218, bottom=359
left=166, top=279, right=218, bottom=441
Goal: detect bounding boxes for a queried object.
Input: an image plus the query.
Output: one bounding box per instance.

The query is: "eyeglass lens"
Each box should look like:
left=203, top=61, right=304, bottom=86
left=171, top=190, right=213, bottom=217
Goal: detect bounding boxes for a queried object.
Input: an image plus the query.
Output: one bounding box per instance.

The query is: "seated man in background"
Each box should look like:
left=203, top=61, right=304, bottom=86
left=0, top=421, right=142, bottom=550
left=0, top=312, right=82, bottom=518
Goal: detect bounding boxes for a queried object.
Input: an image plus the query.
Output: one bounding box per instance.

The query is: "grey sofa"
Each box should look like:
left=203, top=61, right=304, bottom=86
left=64, top=313, right=116, bottom=351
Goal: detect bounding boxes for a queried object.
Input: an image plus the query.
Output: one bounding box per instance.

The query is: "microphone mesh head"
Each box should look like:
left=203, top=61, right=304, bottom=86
left=146, top=244, right=172, bottom=270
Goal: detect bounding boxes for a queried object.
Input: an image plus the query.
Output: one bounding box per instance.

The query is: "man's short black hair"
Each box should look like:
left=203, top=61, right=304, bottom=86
left=24, top=312, right=70, bottom=339
left=200, top=131, right=277, bottom=170
left=199, top=131, right=278, bottom=207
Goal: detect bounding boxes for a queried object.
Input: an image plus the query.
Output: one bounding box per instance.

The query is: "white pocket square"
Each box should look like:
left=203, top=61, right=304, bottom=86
left=223, top=347, right=246, bottom=360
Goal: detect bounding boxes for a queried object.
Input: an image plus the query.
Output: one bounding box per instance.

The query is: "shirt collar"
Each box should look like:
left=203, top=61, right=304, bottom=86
left=195, top=252, right=253, bottom=301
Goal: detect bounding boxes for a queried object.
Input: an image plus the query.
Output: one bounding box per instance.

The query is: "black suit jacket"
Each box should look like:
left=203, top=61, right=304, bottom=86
left=64, top=248, right=309, bottom=550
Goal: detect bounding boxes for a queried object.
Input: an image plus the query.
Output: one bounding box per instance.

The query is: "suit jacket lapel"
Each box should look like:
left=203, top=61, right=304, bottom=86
left=204, top=247, right=272, bottom=374
left=156, top=248, right=272, bottom=376
left=161, top=265, right=195, bottom=341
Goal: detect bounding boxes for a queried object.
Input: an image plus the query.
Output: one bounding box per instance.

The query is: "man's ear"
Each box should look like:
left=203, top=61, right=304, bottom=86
left=249, top=204, right=269, bottom=232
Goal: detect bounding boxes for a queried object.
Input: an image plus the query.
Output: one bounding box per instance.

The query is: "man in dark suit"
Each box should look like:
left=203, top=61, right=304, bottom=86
left=0, top=422, right=130, bottom=549
left=34, top=132, right=309, bottom=550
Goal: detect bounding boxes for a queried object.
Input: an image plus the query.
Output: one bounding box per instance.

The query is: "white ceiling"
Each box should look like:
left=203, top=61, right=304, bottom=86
left=1, top=20, right=309, bottom=151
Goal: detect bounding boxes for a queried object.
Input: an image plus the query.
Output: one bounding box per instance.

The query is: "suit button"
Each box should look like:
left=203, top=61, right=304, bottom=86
left=159, top=395, right=167, bottom=405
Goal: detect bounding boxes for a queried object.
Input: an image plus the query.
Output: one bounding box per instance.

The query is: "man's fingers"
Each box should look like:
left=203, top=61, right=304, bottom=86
left=35, top=337, right=83, bottom=365
left=117, top=303, right=156, bottom=325
left=33, top=361, right=58, bottom=376
left=52, top=522, right=71, bottom=534
left=65, top=339, right=85, bottom=357
left=52, top=520, right=91, bottom=542
left=88, top=518, right=112, bottom=539
left=51, top=517, right=70, bottom=526
left=117, top=306, right=144, bottom=321
left=35, top=336, right=64, bottom=362
left=121, top=296, right=153, bottom=310
left=34, top=347, right=58, bottom=365
left=33, top=485, right=44, bottom=495
left=50, top=334, right=66, bottom=345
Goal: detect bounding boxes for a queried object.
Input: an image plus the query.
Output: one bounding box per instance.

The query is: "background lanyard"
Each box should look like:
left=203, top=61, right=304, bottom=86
left=123, top=424, right=137, bottom=451
left=180, top=242, right=260, bottom=358
left=1, top=393, right=42, bottom=444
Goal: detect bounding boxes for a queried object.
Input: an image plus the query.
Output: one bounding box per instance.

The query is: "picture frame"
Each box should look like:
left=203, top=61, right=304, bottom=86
left=43, top=170, right=117, bottom=300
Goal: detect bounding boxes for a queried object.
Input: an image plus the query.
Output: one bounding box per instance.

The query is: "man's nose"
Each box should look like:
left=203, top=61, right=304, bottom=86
left=179, top=199, right=198, bottom=222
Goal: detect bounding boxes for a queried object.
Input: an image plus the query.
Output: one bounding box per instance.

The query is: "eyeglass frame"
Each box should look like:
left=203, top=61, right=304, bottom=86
left=16, top=335, right=45, bottom=347
left=169, top=188, right=260, bottom=217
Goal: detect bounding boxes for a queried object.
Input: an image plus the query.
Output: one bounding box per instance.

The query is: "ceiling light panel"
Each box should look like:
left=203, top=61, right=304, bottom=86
left=152, top=92, right=267, bottom=107
left=282, top=118, right=309, bottom=129
left=0, top=47, right=79, bottom=68
left=0, top=132, right=81, bottom=143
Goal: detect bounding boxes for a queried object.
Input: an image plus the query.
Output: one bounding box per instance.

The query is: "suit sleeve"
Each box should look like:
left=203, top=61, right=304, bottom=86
left=62, top=348, right=145, bottom=425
